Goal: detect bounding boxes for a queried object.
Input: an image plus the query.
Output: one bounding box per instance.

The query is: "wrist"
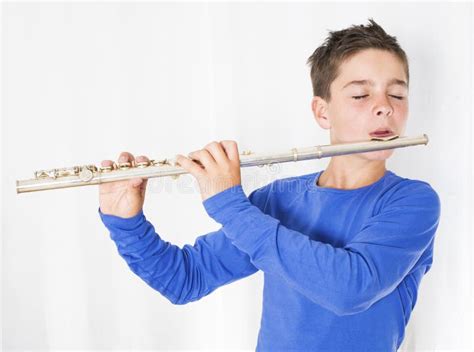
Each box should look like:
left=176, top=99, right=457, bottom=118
left=98, top=207, right=146, bottom=231
left=99, top=207, right=143, bottom=220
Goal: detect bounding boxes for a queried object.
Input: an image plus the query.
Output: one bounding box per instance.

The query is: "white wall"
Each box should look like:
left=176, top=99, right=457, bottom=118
left=2, top=2, right=473, bottom=351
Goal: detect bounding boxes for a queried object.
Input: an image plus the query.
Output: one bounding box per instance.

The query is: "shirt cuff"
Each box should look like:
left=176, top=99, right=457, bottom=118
left=98, top=207, right=146, bottom=231
left=202, top=184, right=252, bottom=225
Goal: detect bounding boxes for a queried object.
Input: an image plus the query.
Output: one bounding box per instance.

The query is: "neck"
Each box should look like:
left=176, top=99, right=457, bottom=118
left=317, top=156, right=387, bottom=190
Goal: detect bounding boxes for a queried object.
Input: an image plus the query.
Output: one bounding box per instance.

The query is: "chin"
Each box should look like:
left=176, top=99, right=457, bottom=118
left=359, top=149, right=394, bottom=161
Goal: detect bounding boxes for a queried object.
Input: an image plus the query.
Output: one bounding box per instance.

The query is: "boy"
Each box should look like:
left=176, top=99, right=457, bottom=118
left=98, top=18, right=441, bottom=351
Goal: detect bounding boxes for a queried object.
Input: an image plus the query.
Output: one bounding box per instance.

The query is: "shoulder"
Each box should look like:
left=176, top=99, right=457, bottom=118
left=380, top=171, right=441, bottom=219
left=385, top=172, right=440, bottom=203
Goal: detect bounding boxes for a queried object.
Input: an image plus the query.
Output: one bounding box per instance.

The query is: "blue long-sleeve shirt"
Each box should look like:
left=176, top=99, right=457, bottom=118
left=99, top=169, right=441, bottom=351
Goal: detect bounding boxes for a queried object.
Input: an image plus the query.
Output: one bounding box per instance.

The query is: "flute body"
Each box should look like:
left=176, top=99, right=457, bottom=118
left=16, top=134, right=429, bottom=194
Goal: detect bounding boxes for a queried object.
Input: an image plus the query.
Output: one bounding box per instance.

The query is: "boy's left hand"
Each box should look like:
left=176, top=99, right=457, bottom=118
left=175, top=140, right=242, bottom=202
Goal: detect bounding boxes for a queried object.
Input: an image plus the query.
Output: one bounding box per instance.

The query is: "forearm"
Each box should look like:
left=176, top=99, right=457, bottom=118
left=203, top=185, right=439, bottom=316
left=99, top=208, right=212, bottom=304
left=99, top=207, right=257, bottom=304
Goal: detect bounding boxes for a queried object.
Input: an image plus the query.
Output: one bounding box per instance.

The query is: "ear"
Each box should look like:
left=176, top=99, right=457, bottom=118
left=311, top=96, right=331, bottom=130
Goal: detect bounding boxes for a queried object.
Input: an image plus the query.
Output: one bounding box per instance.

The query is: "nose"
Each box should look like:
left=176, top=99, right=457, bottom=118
left=374, top=95, right=393, bottom=117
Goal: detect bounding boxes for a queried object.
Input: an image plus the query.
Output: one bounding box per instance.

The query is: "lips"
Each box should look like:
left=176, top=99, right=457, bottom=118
left=369, top=128, right=395, bottom=137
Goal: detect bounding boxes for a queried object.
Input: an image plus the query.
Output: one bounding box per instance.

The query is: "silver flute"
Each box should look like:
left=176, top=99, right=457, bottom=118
left=16, top=134, right=429, bottom=194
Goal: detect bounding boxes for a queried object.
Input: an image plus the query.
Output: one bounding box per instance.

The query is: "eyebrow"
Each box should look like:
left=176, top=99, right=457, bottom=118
left=342, top=78, right=408, bottom=89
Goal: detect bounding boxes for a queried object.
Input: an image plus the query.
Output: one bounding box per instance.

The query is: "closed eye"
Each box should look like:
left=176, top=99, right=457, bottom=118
left=352, top=95, right=405, bottom=100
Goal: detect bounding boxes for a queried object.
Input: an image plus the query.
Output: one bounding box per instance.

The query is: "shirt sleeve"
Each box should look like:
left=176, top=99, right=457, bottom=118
left=202, top=181, right=441, bottom=316
left=98, top=185, right=271, bottom=305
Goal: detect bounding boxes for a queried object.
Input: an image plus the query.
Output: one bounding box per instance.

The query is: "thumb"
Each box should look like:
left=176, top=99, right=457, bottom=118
left=129, top=177, right=144, bottom=189
left=139, top=179, right=148, bottom=197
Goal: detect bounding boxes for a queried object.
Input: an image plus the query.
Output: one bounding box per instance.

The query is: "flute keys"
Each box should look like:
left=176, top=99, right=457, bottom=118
left=99, top=164, right=116, bottom=173
left=136, top=160, right=151, bottom=168
left=154, top=158, right=172, bottom=166
left=86, top=165, right=98, bottom=172
left=117, top=161, right=134, bottom=170
left=34, top=169, right=57, bottom=179
left=58, top=166, right=81, bottom=178
left=79, top=167, right=93, bottom=182
left=78, top=165, right=98, bottom=182
left=34, top=166, right=81, bottom=179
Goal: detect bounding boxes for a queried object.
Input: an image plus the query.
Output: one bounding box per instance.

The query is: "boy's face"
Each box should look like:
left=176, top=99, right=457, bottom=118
left=312, top=48, right=409, bottom=161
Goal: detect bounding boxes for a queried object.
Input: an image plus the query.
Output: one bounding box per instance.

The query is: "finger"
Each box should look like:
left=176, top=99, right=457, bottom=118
left=101, top=160, right=114, bottom=167
left=204, top=141, right=228, bottom=164
left=135, top=156, right=149, bottom=192
left=118, top=151, right=135, bottom=163
left=99, top=161, right=116, bottom=191
left=135, top=155, right=150, bottom=163
left=175, top=154, right=206, bottom=177
left=220, top=140, right=240, bottom=163
left=188, top=149, right=216, bottom=169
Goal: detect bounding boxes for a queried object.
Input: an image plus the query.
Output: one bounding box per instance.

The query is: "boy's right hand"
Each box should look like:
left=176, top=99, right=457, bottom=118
left=99, top=152, right=149, bottom=219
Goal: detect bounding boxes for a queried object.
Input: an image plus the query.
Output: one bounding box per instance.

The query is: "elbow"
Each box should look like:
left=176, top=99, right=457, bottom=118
left=303, top=291, right=373, bottom=316
left=169, top=296, right=189, bottom=305
left=156, top=287, right=193, bottom=305
left=333, top=297, right=372, bottom=316
left=163, top=286, right=209, bottom=306
left=297, top=284, right=375, bottom=316
left=168, top=293, right=206, bottom=305
left=129, top=264, right=204, bottom=306
left=333, top=279, right=396, bottom=315
left=141, top=276, right=194, bottom=305
left=153, top=284, right=198, bottom=306
left=324, top=292, right=375, bottom=317
left=327, top=265, right=384, bottom=316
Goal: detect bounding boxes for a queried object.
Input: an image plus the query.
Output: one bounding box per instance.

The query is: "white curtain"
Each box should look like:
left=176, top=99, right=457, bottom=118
left=2, top=2, right=472, bottom=351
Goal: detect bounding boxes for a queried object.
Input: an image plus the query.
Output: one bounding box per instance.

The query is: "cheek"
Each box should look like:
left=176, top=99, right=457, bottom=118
left=345, top=100, right=372, bottom=122
left=330, top=101, right=367, bottom=134
left=394, top=101, right=409, bottom=123
left=332, top=98, right=366, bottom=121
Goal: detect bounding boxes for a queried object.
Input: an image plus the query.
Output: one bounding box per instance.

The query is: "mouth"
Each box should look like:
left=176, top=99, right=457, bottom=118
left=369, top=128, right=395, bottom=138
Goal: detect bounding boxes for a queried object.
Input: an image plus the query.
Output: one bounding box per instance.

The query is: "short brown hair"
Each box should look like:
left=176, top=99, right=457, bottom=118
left=306, top=18, right=409, bottom=102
